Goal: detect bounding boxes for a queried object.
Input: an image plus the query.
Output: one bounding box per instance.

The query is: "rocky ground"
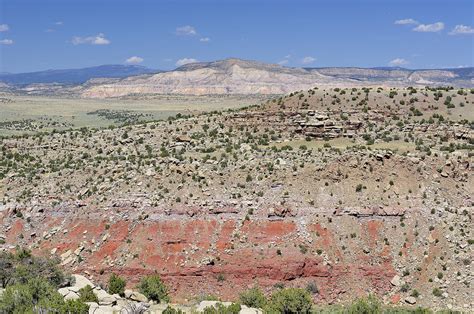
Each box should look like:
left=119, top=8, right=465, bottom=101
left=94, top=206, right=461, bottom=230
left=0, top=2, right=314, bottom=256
left=0, top=86, right=472, bottom=311
left=51, top=274, right=261, bottom=313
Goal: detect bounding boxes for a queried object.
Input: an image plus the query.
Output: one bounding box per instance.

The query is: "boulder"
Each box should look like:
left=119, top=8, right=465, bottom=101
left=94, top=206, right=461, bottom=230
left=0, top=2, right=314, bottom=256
left=64, top=291, right=80, bottom=301
left=86, top=302, right=98, bottom=314
left=57, top=287, right=70, bottom=297
left=390, top=275, right=401, bottom=286
left=117, top=300, right=150, bottom=313
left=94, top=288, right=118, bottom=306
left=240, top=305, right=263, bottom=314
left=404, top=296, right=417, bottom=305
left=71, top=274, right=95, bottom=290
left=57, top=287, right=80, bottom=300
left=124, top=289, right=148, bottom=303
left=88, top=305, right=117, bottom=314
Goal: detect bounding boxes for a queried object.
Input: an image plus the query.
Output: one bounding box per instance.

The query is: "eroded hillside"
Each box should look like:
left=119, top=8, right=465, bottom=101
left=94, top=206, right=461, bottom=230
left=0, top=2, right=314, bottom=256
left=0, top=86, right=473, bottom=311
left=80, top=59, right=474, bottom=98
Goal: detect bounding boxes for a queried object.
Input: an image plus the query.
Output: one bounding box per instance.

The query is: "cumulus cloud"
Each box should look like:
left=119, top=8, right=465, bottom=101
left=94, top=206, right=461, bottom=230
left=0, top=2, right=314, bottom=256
left=301, top=56, right=316, bottom=64
left=449, top=25, right=474, bottom=35
left=395, top=18, right=419, bottom=25
left=413, top=22, right=444, bottom=32
left=176, top=25, right=197, bottom=36
left=389, top=58, right=409, bottom=66
left=71, top=33, right=111, bottom=45
left=199, top=37, right=210, bottom=42
left=125, top=56, right=144, bottom=64
left=0, top=39, right=13, bottom=45
left=0, top=24, right=9, bottom=32
left=176, top=58, right=198, bottom=66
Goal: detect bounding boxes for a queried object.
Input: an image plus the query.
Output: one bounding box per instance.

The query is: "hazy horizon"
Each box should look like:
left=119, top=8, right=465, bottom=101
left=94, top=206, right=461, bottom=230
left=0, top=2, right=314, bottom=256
left=1, top=57, right=474, bottom=75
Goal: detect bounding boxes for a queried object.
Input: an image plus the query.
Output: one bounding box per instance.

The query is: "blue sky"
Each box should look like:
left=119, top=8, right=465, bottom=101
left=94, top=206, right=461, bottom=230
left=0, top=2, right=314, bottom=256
left=0, top=0, right=473, bottom=73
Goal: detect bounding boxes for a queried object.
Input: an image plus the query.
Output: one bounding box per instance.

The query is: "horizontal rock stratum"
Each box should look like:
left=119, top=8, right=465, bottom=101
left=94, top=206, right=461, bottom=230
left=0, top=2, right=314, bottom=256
left=81, top=59, right=474, bottom=98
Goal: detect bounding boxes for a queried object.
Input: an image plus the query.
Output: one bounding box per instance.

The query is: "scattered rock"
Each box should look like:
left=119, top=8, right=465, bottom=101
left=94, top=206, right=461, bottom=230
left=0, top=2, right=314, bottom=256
left=404, top=296, right=417, bottom=304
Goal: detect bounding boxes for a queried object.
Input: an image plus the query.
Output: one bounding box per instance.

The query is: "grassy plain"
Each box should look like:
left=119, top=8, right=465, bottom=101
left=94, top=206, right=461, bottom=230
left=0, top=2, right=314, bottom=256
left=0, top=94, right=265, bottom=136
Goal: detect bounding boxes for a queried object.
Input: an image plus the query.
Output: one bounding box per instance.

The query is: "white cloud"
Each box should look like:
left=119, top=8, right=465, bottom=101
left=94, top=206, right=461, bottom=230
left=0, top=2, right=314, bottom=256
left=55, top=21, right=63, bottom=26
left=413, top=22, right=444, bottom=32
left=0, top=39, right=13, bottom=45
left=389, top=58, right=409, bottom=66
left=449, top=25, right=474, bottom=35
left=72, top=33, right=111, bottom=45
left=278, top=54, right=291, bottom=65
left=176, top=25, right=197, bottom=36
left=200, top=37, right=210, bottom=42
left=394, top=18, right=419, bottom=25
left=301, top=56, right=316, bottom=64
left=176, top=58, right=198, bottom=66
left=125, top=56, right=144, bottom=64
left=0, top=24, right=9, bottom=32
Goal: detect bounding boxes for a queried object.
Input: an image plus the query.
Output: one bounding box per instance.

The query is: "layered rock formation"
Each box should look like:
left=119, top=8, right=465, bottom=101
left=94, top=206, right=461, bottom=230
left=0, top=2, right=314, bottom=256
left=0, top=86, right=472, bottom=311
left=80, top=59, right=474, bottom=98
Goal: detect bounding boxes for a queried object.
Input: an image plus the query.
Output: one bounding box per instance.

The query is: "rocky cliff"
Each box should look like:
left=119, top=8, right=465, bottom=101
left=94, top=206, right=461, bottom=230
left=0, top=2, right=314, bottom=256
left=80, top=59, right=473, bottom=98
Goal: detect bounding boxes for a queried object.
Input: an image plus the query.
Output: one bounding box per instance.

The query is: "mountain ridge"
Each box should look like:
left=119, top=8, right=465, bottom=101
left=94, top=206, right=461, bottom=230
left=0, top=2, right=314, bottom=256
left=0, top=64, right=160, bottom=85
left=81, top=59, right=473, bottom=98
left=1, top=58, right=472, bottom=97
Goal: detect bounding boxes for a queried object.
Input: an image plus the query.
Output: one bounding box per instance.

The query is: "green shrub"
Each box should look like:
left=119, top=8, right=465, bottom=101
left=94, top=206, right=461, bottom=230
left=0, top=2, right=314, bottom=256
left=346, top=295, right=381, bottom=313
left=0, top=248, right=65, bottom=288
left=162, top=305, right=185, bottom=314
left=108, top=273, right=126, bottom=296
left=312, top=296, right=434, bottom=313
left=239, top=287, right=267, bottom=308
left=0, top=278, right=89, bottom=313
left=138, top=274, right=169, bottom=303
left=432, top=288, right=442, bottom=297
left=78, top=285, right=99, bottom=303
left=306, top=282, right=318, bottom=294
left=265, top=288, right=312, bottom=314
left=203, top=302, right=241, bottom=314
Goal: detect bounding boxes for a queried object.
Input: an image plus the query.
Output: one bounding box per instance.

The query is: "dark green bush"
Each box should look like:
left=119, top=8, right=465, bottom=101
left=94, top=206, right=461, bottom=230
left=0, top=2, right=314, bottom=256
left=108, top=273, right=126, bottom=296
left=138, top=274, right=169, bottom=303
left=78, top=285, right=99, bottom=303
left=203, top=302, right=241, bottom=314
left=346, top=294, right=381, bottom=313
left=0, top=277, right=89, bottom=313
left=0, top=248, right=65, bottom=288
left=239, top=287, right=267, bottom=308
left=265, top=288, right=312, bottom=314
left=162, top=305, right=185, bottom=314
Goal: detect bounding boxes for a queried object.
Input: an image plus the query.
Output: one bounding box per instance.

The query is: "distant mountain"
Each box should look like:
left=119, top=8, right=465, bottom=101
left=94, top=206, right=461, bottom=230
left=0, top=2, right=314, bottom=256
left=81, top=59, right=473, bottom=98
left=0, top=65, right=160, bottom=85
left=2, top=59, right=472, bottom=97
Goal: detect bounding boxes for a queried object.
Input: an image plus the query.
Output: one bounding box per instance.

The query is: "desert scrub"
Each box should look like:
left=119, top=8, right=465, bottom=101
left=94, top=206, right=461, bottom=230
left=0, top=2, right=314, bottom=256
left=138, top=274, right=169, bottom=303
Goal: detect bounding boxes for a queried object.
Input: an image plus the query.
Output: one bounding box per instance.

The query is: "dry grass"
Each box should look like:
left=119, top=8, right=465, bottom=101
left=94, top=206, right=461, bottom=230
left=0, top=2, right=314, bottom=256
left=0, top=94, right=264, bottom=135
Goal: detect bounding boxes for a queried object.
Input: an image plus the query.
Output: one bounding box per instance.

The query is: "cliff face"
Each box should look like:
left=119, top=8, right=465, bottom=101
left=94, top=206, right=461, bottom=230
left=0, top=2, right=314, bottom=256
left=2, top=214, right=399, bottom=302
left=80, top=59, right=473, bottom=98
